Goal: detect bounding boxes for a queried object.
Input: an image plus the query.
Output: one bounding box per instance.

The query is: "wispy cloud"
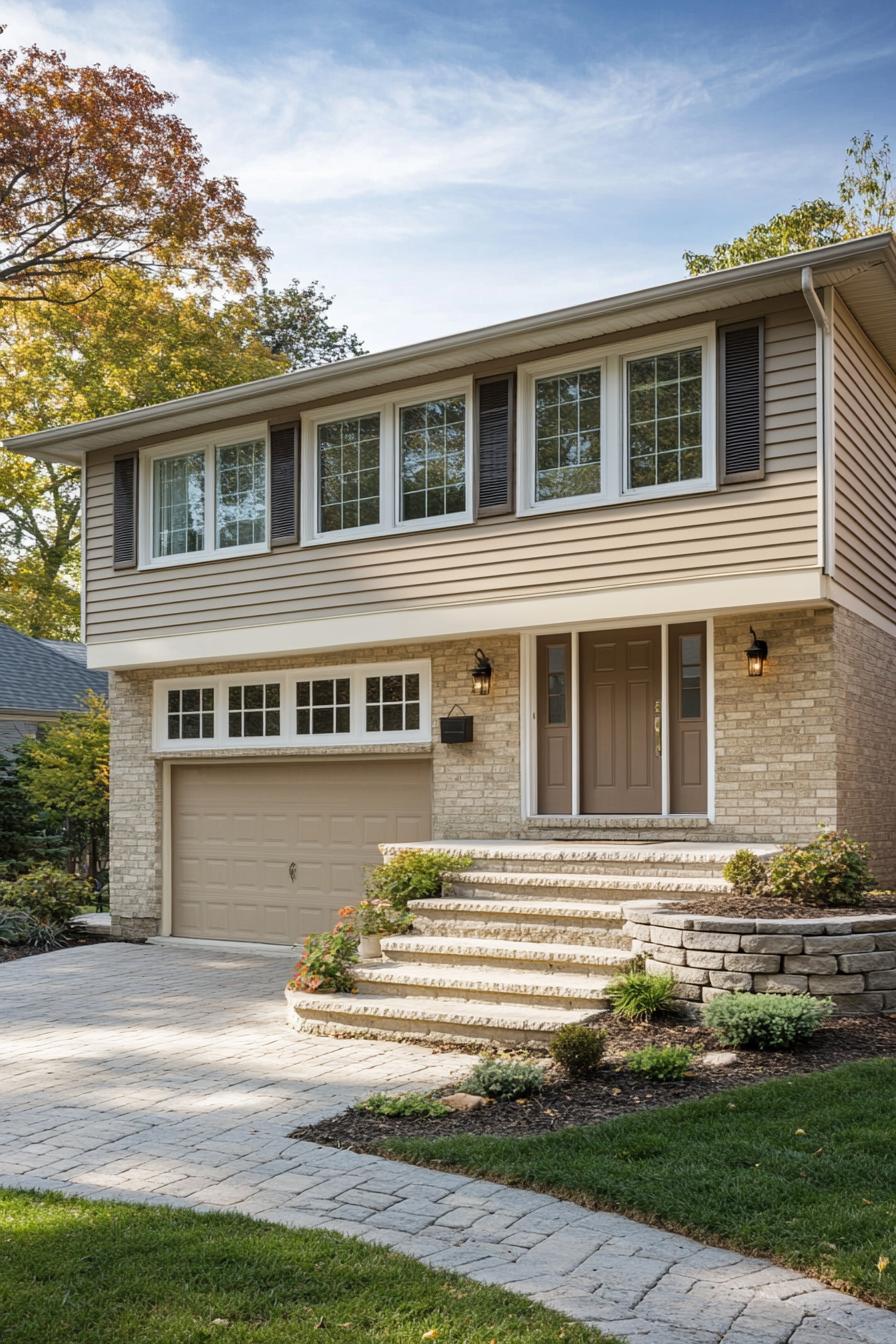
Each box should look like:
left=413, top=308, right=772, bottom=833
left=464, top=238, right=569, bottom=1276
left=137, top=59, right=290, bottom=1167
left=3, top=0, right=893, bottom=347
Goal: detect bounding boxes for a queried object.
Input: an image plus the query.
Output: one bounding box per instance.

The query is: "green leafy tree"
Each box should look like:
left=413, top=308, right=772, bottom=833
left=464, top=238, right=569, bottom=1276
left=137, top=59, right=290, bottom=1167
left=0, top=271, right=364, bottom=638
left=17, top=691, right=109, bottom=878
left=684, top=132, right=895, bottom=275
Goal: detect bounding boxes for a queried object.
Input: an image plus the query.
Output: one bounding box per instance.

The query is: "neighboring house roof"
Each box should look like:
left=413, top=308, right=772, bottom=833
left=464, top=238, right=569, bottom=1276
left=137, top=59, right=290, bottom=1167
left=0, top=624, right=108, bottom=715
left=4, top=233, right=895, bottom=465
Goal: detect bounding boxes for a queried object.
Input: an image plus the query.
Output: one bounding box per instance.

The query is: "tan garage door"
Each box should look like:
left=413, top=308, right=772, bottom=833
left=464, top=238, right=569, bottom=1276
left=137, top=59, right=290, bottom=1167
left=171, top=758, right=432, bottom=944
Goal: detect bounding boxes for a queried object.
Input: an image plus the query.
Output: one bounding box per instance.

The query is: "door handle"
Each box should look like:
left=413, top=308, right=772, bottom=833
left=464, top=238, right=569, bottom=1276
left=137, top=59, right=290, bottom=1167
left=288, top=861, right=297, bottom=883
left=654, top=700, right=662, bottom=756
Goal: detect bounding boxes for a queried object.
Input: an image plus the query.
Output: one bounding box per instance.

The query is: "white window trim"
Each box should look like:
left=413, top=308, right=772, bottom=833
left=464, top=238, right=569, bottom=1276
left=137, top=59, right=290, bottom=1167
left=517, top=323, right=717, bottom=518
left=301, top=378, right=475, bottom=546
left=152, top=659, right=432, bottom=752
left=139, top=422, right=271, bottom=570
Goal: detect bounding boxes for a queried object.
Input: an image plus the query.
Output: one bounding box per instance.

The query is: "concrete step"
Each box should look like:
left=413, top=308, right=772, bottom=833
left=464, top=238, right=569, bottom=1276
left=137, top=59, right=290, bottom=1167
left=445, top=870, right=729, bottom=903
left=408, top=895, right=631, bottom=947
left=382, top=840, right=777, bottom=878
left=286, top=988, right=607, bottom=1048
left=353, top=959, right=615, bottom=1010
left=380, top=933, right=633, bottom=974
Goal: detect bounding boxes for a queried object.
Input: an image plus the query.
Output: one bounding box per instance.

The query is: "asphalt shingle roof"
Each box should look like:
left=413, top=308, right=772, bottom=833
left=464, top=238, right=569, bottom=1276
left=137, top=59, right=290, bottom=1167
left=0, top=624, right=108, bottom=714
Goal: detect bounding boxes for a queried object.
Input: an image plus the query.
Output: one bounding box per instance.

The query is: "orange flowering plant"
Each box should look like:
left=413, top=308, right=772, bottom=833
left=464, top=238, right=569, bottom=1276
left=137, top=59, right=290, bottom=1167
left=287, top=920, right=358, bottom=993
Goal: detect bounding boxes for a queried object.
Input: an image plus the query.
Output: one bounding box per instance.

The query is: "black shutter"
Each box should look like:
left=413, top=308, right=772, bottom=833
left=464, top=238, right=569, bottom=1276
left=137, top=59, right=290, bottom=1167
left=269, top=422, right=299, bottom=546
left=475, top=374, right=515, bottom=517
left=720, top=320, right=764, bottom=481
left=113, top=452, right=138, bottom=570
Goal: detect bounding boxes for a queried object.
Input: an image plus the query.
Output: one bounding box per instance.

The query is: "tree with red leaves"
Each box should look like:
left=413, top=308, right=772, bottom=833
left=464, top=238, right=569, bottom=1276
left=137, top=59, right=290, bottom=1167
left=0, top=40, right=271, bottom=302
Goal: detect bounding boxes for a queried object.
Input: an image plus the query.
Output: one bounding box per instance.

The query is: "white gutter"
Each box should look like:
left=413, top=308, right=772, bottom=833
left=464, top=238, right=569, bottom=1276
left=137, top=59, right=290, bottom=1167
left=801, top=266, right=834, bottom=574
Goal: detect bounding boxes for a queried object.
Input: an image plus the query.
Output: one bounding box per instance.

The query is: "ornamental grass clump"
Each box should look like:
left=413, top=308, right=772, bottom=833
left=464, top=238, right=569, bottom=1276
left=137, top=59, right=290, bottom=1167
left=702, top=992, right=833, bottom=1050
left=549, top=1023, right=607, bottom=1078
left=356, top=1091, right=450, bottom=1118
left=460, top=1058, right=545, bottom=1102
left=767, top=828, right=872, bottom=906
left=627, top=1044, right=696, bottom=1081
left=364, top=849, right=472, bottom=911
left=287, top=924, right=358, bottom=993
left=606, top=969, right=677, bottom=1022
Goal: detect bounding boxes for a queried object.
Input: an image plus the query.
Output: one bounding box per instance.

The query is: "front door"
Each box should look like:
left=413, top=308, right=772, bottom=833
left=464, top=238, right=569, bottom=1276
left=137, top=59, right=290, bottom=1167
left=579, top=627, right=662, bottom=814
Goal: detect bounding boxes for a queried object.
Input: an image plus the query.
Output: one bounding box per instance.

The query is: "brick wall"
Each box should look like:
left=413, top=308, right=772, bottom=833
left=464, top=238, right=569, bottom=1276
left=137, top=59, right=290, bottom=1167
left=108, top=634, right=520, bottom=938
left=834, top=605, right=896, bottom=887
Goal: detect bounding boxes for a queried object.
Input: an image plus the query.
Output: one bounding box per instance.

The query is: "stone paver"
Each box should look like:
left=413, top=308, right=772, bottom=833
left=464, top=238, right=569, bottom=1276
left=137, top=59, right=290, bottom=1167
left=1, top=942, right=893, bottom=1344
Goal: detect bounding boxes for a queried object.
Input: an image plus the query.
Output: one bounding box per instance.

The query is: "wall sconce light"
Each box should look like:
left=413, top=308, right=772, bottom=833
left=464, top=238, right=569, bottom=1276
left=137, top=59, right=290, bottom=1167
left=470, top=648, right=493, bottom=696
left=745, top=626, right=768, bottom=677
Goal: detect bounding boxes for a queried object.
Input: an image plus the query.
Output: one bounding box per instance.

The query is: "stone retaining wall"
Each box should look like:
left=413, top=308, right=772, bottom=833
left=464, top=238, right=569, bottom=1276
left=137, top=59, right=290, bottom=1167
left=624, top=907, right=896, bottom=1015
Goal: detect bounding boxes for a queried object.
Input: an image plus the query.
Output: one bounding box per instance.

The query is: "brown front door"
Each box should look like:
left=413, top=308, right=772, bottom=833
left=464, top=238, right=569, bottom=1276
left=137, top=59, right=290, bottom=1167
left=579, top=626, right=662, bottom=814
left=536, top=634, right=572, bottom=814
left=669, top=622, right=708, bottom=814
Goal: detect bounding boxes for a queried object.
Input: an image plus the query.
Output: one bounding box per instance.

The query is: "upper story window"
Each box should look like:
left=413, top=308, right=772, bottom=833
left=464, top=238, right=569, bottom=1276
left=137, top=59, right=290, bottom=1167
left=141, top=424, right=268, bottom=567
left=318, top=415, right=380, bottom=534
left=518, top=326, right=714, bottom=516
left=303, top=381, right=473, bottom=544
left=152, top=660, right=432, bottom=752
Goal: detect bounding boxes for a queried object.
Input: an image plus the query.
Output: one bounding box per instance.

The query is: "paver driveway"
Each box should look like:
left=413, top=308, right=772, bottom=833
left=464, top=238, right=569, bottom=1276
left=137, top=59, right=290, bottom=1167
left=1, top=942, right=894, bottom=1344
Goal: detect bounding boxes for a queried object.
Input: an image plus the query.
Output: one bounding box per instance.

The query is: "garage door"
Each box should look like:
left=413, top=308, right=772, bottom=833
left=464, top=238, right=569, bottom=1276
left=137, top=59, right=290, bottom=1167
left=171, top=758, right=432, bottom=944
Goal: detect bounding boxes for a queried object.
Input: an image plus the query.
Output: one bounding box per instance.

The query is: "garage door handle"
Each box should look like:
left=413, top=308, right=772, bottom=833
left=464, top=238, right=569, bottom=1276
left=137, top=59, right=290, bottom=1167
left=288, top=862, right=297, bottom=883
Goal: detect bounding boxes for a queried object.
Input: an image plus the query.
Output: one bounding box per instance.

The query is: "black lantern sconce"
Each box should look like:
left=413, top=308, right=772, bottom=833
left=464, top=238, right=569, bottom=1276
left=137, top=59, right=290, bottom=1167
left=470, top=648, right=493, bottom=696
left=745, top=626, right=768, bottom=677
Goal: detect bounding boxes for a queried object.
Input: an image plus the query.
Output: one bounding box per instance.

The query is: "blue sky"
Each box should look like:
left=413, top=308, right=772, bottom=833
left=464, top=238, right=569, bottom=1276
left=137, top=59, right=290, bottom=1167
left=5, top=1, right=896, bottom=350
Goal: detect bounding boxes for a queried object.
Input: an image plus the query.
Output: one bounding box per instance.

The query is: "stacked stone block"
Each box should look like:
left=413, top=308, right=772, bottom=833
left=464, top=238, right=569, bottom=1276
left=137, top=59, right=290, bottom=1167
left=625, top=907, right=896, bottom=1015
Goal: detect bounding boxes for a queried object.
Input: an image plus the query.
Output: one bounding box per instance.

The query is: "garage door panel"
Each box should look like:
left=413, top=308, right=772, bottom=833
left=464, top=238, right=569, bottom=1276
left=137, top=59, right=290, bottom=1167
left=172, top=759, right=432, bottom=944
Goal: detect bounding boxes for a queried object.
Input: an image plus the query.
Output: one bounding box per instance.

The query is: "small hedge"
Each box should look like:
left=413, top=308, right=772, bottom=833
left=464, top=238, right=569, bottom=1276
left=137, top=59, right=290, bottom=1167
left=627, top=1044, right=696, bottom=1080
left=767, top=829, right=872, bottom=906
left=722, top=849, right=768, bottom=896
left=702, top=992, right=833, bottom=1050
left=549, top=1024, right=606, bottom=1078
left=364, top=848, right=472, bottom=910
left=460, top=1058, right=545, bottom=1101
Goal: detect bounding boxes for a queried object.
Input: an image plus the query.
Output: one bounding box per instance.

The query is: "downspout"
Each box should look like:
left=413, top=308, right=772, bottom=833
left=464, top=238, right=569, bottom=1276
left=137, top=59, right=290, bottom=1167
left=801, top=266, right=834, bottom=578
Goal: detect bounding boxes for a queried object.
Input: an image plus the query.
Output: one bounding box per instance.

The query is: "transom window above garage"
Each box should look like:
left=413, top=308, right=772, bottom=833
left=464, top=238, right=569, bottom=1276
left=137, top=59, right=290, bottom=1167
left=152, top=660, right=431, bottom=752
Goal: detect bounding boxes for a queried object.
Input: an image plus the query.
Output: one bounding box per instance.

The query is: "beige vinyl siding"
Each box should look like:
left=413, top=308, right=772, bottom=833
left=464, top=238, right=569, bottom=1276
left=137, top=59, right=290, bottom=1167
left=84, top=305, right=818, bottom=643
left=832, top=294, right=896, bottom=628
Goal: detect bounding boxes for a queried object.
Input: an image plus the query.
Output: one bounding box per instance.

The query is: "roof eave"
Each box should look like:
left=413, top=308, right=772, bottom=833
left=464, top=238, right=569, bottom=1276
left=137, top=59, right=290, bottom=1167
left=4, top=231, right=893, bottom=464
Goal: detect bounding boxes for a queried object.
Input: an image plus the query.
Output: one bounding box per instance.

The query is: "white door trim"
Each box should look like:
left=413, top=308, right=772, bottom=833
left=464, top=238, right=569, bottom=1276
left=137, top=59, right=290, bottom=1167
left=521, top=616, right=715, bottom=821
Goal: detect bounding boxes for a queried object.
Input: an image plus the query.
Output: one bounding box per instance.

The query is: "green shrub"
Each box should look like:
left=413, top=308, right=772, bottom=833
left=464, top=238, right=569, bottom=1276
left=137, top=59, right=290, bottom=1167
left=356, top=1091, right=450, bottom=1118
left=702, top=992, right=834, bottom=1050
left=549, top=1023, right=606, bottom=1077
left=23, top=916, right=68, bottom=952
left=342, top=897, right=415, bottom=937
left=0, top=906, right=31, bottom=945
left=627, top=1044, right=696, bottom=1080
left=606, top=969, right=677, bottom=1022
left=365, top=848, right=472, bottom=911
left=0, top=864, right=89, bottom=924
left=287, top=925, right=358, bottom=993
left=767, top=829, right=872, bottom=906
left=460, top=1058, right=545, bottom=1101
left=723, top=849, right=769, bottom=897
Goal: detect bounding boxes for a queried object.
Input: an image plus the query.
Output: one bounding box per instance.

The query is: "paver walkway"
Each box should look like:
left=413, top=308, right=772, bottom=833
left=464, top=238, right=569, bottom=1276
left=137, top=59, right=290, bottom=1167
left=1, top=943, right=893, bottom=1344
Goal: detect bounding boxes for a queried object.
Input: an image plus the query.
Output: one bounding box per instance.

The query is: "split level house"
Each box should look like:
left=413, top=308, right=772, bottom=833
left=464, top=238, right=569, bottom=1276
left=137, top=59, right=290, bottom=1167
left=6, top=234, right=896, bottom=949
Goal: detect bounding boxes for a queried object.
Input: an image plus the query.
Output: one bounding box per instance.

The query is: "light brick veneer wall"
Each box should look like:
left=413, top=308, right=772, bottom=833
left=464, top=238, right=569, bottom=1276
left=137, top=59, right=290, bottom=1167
left=108, top=633, right=520, bottom=938
left=712, top=607, right=836, bottom=844
left=834, top=605, right=896, bottom=887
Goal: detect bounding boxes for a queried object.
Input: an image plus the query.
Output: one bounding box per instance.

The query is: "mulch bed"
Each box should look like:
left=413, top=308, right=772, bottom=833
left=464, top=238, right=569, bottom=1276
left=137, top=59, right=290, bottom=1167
left=292, top=1015, right=896, bottom=1150
left=666, top=892, right=896, bottom=919
left=0, top=931, right=109, bottom=963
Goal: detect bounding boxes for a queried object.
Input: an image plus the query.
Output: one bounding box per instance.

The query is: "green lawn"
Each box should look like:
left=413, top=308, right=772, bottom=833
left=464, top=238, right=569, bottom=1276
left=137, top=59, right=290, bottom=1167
left=381, top=1059, right=896, bottom=1309
left=0, top=1189, right=616, bottom=1344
